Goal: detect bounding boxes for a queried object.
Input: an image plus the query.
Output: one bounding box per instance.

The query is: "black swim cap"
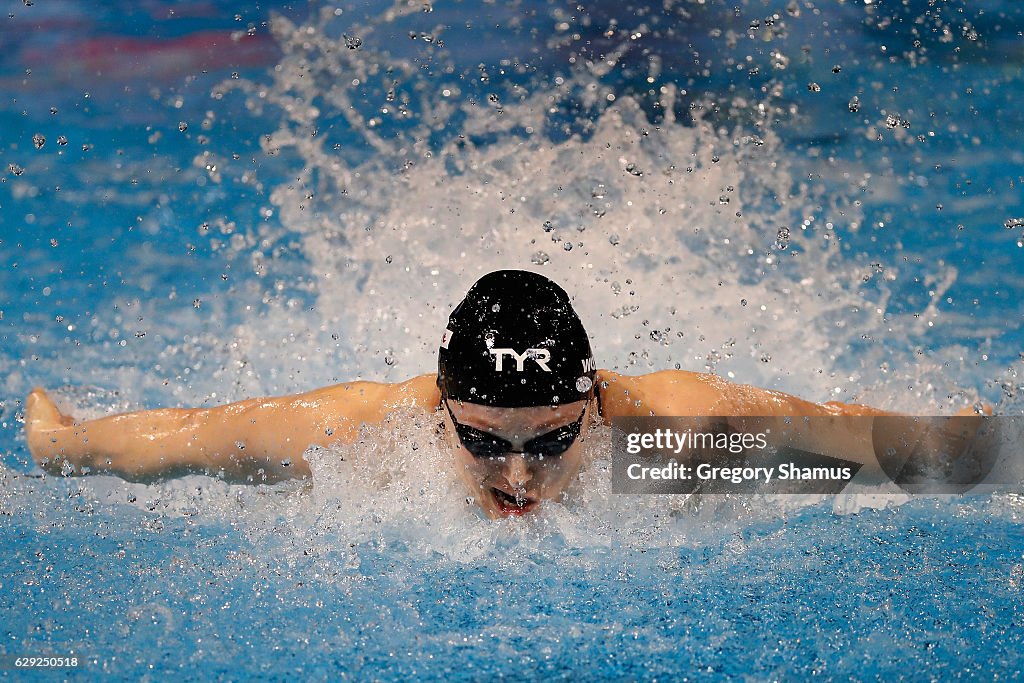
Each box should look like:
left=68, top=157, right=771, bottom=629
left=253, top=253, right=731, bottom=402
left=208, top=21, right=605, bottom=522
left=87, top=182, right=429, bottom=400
left=438, top=270, right=596, bottom=407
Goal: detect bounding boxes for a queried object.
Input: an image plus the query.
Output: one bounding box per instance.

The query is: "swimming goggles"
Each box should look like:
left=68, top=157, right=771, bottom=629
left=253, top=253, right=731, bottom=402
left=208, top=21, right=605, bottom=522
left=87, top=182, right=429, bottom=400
left=443, top=400, right=586, bottom=459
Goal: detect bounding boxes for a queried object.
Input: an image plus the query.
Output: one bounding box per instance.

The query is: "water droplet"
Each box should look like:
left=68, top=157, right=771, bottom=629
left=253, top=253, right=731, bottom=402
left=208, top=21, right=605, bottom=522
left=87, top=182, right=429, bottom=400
left=848, top=96, right=860, bottom=113
left=562, top=241, right=572, bottom=251
left=774, top=226, right=791, bottom=250
left=384, top=356, right=395, bottom=366
left=178, top=122, right=188, bottom=132
left=531, top=251, right=550, bottom=265
left=1004, top=218, right=1024, bottom=230
left=344, top=34, right=362, bottom=49
left=609, top=234, right=621, bottom=246
left=760, top=353, right=771, bottom=363
left=740, top=299, right=748, bottom=306
left=807, top=82, right=821, bottom=93
left=576, top=376, right=593, bottom=393
left=542, top=220, right=555, bottom=232
left=884, top=113, right=910, bottom=129
left=235, top=441, right=246, bottom=450
left=831, top=65, right=842, bottom=74
left=32, top=133, right=45, bottom=149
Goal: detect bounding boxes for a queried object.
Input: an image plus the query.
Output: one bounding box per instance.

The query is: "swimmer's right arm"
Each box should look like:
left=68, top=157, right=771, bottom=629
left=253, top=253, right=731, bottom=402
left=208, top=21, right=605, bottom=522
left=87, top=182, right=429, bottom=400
left=24, top=376, right=439, bottom=483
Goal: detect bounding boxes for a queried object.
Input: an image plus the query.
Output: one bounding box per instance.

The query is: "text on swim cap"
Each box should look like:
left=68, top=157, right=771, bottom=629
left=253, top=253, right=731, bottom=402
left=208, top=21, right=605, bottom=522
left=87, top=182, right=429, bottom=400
left=581, top=357, right=596, bottom=373
left=490, top=348, right=552, bottom=372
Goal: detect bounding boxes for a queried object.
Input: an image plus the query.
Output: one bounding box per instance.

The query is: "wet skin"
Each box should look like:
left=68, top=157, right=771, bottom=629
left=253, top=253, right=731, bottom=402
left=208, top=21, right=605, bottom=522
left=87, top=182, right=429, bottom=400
left=27, top=371, right=982, bottom=519
left=442, top=399, right=591, bottom=519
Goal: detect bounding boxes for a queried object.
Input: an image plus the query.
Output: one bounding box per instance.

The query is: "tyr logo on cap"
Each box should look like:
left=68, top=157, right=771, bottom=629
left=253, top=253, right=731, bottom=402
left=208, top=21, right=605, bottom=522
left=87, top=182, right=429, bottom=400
left=490, top=348, right=552, bottom=372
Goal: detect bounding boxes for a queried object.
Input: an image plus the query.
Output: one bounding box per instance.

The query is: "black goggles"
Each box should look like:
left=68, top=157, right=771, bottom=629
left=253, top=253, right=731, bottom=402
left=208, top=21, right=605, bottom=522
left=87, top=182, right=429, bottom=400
left=443, top=400, right=586, bottom=459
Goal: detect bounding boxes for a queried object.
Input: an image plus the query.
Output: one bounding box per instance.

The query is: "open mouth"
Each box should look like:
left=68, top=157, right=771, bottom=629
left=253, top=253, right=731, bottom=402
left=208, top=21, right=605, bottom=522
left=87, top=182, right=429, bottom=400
left=490, top=487, right=538, bottom=516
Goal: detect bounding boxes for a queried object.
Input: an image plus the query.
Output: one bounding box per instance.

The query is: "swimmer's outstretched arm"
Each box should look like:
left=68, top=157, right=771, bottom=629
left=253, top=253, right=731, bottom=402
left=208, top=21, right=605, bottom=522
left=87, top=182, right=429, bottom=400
left=598, top=369, right=986, bottom=471
left=24, top=376, right=439, bottom=483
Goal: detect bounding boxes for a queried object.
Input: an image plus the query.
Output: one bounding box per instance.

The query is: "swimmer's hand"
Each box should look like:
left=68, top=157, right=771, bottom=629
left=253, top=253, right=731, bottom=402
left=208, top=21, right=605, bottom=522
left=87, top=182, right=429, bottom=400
left=25, top=387, right=82, bottom=475
left=872, top=402, right=995, bottom=489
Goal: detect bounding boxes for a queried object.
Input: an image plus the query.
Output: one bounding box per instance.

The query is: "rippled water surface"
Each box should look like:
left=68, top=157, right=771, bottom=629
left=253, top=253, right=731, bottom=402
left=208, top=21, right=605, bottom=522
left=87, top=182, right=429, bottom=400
left=2, top=0, right=1023, bottom=678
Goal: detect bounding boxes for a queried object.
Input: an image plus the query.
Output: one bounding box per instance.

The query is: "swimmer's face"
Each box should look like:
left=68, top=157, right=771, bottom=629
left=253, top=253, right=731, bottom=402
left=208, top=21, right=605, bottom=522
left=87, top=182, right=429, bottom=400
left=442, top=400, right=591, bottom=519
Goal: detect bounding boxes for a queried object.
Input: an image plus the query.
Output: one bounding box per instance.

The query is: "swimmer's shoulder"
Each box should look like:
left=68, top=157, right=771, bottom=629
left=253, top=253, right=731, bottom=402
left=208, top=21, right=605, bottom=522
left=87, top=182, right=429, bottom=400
left=595, top=368, right=736, bottom=418
left=299, top=374, right=440, bottom=422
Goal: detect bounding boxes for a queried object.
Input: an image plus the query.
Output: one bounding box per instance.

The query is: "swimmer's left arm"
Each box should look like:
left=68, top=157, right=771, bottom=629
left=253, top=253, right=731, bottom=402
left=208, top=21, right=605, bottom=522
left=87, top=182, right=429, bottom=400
left=599, top=370, right=897, bottom=468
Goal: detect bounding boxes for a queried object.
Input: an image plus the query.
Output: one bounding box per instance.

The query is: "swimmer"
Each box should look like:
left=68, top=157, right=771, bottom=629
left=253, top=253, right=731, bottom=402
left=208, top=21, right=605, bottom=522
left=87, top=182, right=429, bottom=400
left=23, top=270, right=985, bottom=518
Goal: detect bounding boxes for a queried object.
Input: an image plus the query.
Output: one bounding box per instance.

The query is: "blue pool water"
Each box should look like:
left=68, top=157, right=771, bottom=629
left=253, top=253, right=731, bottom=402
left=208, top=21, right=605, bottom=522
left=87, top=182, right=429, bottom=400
left=2, top=0, right=1024, bottom=679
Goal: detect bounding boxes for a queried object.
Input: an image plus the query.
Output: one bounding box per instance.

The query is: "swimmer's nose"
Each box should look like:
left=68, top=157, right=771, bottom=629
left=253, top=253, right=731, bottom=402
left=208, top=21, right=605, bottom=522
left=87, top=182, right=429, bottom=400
left=502, top=454, right=533, bottom=488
